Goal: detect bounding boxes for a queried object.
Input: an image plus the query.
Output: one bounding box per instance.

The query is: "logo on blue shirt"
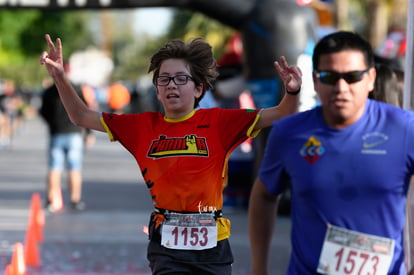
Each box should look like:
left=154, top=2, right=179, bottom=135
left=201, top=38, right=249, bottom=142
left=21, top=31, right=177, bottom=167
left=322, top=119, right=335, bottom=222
left=361, top=132, right=388, bottom=155
left=300, top=136, right=325, bottom=164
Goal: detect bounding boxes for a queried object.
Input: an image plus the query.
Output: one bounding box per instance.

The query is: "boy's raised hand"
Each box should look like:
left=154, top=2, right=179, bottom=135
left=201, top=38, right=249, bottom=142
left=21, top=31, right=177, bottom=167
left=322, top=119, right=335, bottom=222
left=40, top=34, right=65, bottom=78
left=274, top=56, right=302, bottom=93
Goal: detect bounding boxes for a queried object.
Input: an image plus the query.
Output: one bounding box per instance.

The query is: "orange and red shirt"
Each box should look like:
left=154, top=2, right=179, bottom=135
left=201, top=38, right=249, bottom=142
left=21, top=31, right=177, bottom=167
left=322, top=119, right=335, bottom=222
left=100, top=108, right=260, bottom=212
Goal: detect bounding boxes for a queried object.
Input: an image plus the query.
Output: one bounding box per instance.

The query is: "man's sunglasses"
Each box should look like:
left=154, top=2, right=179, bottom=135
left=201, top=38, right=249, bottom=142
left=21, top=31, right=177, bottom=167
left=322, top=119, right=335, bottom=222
left=315, top=69, right=370, bottom=85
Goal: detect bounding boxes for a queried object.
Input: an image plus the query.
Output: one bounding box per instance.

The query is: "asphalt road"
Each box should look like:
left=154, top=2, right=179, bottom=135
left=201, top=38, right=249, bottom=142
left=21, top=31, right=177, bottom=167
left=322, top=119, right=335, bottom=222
left=0, top=114, right=291, bottom=274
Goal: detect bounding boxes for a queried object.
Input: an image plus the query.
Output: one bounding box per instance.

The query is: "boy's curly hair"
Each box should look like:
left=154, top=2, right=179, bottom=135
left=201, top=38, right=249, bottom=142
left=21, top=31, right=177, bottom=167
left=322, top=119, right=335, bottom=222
left=148, top=38, right=219, bottom=108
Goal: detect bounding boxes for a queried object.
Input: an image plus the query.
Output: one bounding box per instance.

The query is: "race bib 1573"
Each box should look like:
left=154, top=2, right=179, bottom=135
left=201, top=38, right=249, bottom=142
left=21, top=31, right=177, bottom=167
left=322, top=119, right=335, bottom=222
left=317, top=224, right=395, bottom=275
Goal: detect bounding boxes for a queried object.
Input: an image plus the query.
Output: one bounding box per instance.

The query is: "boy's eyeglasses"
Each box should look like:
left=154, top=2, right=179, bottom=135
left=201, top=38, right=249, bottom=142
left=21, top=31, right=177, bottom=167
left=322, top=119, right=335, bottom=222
left=156, top=75, right=193, bottom=86
left=315, top=69, right=370, bottom=85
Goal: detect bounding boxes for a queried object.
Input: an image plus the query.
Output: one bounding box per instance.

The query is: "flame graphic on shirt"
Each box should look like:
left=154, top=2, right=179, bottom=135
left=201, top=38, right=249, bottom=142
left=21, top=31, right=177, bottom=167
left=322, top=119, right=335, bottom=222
left=148, top=135, right=208, bottom=158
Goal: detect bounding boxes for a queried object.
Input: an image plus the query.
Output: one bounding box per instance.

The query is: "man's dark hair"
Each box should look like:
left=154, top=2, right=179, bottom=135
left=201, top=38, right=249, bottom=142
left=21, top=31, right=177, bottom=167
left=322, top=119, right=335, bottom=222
left=312, top=31, right=375, bottom=71
left=148, top=38, right=219, bottom=108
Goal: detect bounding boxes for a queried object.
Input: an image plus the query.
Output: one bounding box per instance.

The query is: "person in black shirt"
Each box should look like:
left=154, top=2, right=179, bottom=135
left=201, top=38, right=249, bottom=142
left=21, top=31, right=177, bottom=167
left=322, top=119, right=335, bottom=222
left=40, top=62, right=94, bottom=212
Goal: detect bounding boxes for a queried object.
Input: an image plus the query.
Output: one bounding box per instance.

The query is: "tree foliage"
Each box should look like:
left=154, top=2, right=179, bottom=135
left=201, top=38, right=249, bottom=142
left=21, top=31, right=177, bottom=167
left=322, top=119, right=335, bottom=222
left=1, top=2, right=407, bottom=89
left=0, top=10, right=93, bottom=89
left=167, top=9, right=235, bottom=59
left=111, top=9, right=236, bottom=83
left=331, top=0, right=407, bottom=47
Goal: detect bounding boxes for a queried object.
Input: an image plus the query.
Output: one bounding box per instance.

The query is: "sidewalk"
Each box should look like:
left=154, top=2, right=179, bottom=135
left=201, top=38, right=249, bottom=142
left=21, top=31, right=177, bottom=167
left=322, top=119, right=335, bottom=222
left=0, top=115, right=291, bottom=274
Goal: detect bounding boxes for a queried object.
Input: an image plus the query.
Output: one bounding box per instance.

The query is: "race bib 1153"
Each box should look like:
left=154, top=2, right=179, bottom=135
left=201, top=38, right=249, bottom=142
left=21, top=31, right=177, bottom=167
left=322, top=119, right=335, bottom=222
left=161, top=213, right=217, bottom=250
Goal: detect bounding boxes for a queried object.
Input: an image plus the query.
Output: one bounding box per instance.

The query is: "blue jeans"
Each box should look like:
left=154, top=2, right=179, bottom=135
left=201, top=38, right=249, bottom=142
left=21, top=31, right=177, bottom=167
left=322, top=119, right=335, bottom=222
left=48, top=133, right=83, bottom=171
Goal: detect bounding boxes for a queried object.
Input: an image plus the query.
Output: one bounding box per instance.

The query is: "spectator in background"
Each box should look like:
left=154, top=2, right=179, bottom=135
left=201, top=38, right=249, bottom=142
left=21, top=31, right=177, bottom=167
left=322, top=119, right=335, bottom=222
left=40, top=61, right=94, bottom=212
left=0, top=79, right=25, bottom=149
left=370, top=63, right=404, bottom=107
left=107, top=82, right=131, bottom=113
left=213, top=32, right=257, bottom=210
left=0, top=79, right=11, bottom=149
left=375, top=27, right=406, bottom=70
left=81, top=84, right=99, bottom=112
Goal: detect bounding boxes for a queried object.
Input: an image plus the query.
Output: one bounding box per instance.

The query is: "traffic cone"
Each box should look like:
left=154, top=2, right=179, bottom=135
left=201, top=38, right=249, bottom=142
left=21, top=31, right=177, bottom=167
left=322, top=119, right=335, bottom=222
left=49, top=185, right=63, bottom=212
left=29, top=192, right=45, bottom=242
left=9, top=242, right=26, bottom=275
left=5, top=264, right=13, bottom=275
left=25, top=225, right=40, bottom=267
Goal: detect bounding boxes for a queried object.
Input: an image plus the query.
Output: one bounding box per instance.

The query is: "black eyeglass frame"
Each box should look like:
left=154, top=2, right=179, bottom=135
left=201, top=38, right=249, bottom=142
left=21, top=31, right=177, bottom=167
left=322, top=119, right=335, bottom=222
left=314, top=69, right=370, bottom=85
left=155, top=75, right=193, bottom=86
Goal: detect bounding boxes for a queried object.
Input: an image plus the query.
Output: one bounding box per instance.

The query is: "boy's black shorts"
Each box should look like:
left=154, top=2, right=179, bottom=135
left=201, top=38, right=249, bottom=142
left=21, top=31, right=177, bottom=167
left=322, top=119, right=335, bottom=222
left=147, top=238, right=233, bottom=275
left=147, top=213, right=233, bottom=275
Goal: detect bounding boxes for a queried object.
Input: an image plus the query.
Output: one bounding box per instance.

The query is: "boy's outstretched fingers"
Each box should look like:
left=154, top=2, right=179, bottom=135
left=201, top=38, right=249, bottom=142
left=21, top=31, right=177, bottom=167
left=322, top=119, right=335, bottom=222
left=40, top=50, right=50, bottom=65
left=45, top=34, right=55, bottom=50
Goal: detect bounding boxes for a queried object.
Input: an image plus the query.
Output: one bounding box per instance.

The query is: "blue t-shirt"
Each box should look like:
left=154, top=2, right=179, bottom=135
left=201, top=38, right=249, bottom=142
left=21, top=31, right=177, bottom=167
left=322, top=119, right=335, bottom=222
left=259, top=99, right=414, bottom=274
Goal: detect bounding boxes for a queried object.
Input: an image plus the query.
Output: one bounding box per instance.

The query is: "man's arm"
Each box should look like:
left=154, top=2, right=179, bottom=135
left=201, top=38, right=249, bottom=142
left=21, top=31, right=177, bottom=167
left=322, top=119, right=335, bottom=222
left=248, top=178, right=280, bottom=275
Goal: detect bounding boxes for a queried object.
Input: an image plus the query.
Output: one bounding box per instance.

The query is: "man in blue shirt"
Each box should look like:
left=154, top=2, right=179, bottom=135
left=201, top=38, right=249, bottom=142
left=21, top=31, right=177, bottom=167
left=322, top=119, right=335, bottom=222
left=249, top=31, right=414, bottom=275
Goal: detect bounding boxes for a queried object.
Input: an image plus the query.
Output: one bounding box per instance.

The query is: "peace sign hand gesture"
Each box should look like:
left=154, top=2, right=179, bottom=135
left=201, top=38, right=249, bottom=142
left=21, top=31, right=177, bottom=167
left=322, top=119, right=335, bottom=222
left=40, top=34, right=65, bottom=79
left=274, top=56, right=302, bottom=94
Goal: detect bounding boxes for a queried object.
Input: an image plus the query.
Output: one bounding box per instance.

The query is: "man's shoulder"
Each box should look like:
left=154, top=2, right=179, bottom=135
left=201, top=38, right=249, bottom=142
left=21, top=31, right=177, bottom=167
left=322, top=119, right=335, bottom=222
left=369, top=99, right=414, bottom=120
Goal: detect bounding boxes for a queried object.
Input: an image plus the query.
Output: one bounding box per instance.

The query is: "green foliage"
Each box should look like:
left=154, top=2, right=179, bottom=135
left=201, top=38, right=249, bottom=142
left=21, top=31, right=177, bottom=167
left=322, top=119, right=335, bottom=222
left=111, top=9, right=236, bottom=84
left=167, top=9, right=193, bottom=39
left=19, top=11, right=94, bottom=56
left=0, top=10, right=38, bottom=49
left=0, top=57, right=48, bottom=91
left=112, top=35, right=166, bottom=82
left=0, top=10, right=94, bottom=88
left=0, top=11, right=36, bottom=63
left=166, top=9, right=235, bottom=59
